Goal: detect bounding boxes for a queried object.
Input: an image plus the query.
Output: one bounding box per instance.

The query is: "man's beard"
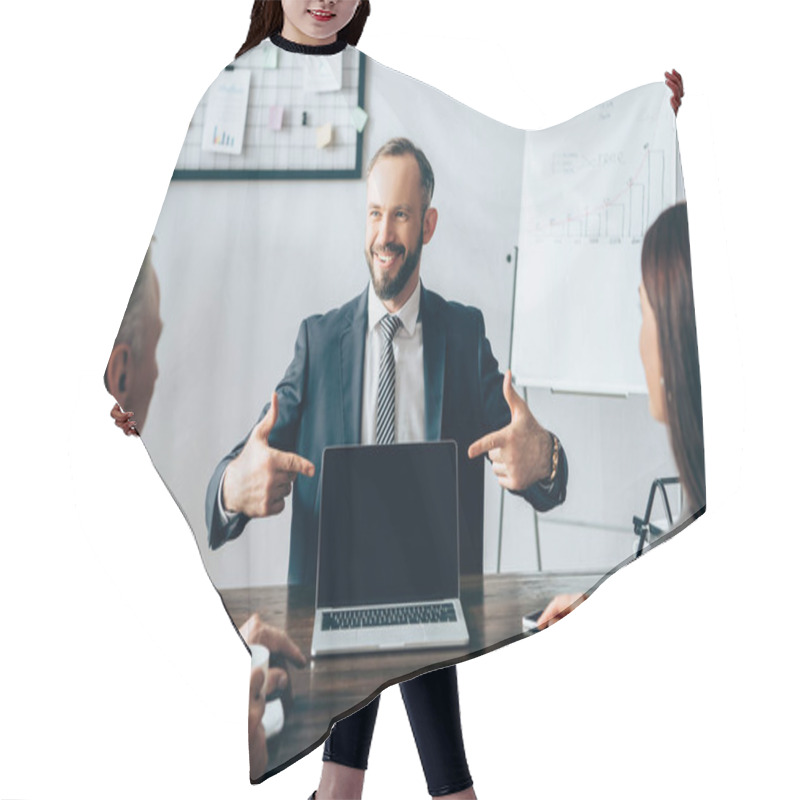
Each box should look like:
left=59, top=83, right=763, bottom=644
left=365, top=226, right=424, bottom=302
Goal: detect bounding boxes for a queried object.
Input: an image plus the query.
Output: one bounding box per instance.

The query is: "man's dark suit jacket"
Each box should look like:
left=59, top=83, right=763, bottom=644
left=206, top=282, right=567, bottom=586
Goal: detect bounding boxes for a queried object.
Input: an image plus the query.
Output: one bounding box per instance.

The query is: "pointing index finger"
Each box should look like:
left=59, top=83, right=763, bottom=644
left=271, top=448, right=315, bottom=477
left=468, top=429, right=506, bottom=459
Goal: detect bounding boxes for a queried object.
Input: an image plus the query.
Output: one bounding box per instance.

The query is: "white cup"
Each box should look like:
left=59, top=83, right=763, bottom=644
left=250, top=644, right=285, bottom=739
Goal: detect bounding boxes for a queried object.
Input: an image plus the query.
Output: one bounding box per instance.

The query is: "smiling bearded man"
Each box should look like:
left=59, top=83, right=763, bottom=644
left=363, top=141, right=431, bottom=305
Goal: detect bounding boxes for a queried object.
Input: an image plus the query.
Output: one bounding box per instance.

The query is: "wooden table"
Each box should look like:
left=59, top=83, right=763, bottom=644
left=222, top=571, right=603, bottom=775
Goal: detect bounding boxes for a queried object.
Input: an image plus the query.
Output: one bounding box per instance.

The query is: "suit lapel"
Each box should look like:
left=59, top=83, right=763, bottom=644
left=421, top=284, right=445, bottom=441
left=340, top=287, right=369, bottom=444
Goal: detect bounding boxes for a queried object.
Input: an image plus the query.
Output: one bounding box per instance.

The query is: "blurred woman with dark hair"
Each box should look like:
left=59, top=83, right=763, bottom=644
left=639, top=202, right=704, bottom=514
left=538, top=202, right=704, bottom=629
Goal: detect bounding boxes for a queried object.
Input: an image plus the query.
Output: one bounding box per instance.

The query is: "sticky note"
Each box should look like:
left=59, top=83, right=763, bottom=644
left=268, top=105, right=284, bottom=131
left=351, top=106, right=369, bottom=133
left=264, top=45, right=279, bottom=69
left=303, top=55, right=343, bottom=92
left=316, top=123, right=333, bottom=149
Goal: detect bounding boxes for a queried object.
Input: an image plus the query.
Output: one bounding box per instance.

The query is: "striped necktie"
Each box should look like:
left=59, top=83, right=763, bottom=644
left=376, top=313, right=403, bottom=445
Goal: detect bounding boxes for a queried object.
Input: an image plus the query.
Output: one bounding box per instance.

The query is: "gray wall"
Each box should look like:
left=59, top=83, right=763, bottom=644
left=142, top=58, right=675, bottom=589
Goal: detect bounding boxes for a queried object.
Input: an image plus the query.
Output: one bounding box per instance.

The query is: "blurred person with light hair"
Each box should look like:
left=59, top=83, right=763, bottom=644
left=104, top=242, right=306, bottom=779
left=106, top=241, right=162, bottom=435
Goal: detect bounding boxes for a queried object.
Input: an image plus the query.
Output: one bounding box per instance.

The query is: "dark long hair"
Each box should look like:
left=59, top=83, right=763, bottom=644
left=641, top=202, right=705, bottom=516
left=236, top=1, right=371, bottom=59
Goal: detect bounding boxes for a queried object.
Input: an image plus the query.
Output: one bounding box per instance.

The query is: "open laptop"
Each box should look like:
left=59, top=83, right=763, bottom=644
left=311, top=441, right=470, bottom=656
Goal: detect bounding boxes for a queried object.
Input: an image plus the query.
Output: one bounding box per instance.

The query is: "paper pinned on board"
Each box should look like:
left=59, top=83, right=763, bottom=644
left=202, top=69, right=251, bottom=155
left=303, top=54, right=343, bottom=92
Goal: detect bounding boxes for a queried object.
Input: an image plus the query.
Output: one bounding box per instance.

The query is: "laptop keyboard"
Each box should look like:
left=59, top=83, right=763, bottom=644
left=322, top=602, right=457, bottom=631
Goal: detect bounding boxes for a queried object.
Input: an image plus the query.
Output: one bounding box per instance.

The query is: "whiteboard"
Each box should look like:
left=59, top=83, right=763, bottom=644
left=511, top=83, right=679, bottom=394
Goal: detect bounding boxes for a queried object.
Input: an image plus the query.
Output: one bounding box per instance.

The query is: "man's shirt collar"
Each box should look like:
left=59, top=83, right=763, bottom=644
left=367, top=277, right=421, bottom=335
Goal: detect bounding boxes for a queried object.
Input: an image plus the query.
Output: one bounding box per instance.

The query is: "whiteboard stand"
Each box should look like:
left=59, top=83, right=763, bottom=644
left=527, top=386, right=544, bottom=573
left=496, top=247, right=543, bottom=574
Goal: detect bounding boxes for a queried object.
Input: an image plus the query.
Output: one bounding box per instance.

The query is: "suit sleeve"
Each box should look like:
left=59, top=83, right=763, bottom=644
left=475, top=309, right=568, bottom=512
left=205, top=317, right=311, bottom=550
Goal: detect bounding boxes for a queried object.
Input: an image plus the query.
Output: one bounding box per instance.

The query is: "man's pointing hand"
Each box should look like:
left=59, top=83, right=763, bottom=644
left=222, top=392, right=315, bottom=518
left=467, top=371, right=552, bottom=491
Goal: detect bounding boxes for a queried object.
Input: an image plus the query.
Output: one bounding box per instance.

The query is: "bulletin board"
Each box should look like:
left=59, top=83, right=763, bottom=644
left=172, top=41, right=366, bottom=181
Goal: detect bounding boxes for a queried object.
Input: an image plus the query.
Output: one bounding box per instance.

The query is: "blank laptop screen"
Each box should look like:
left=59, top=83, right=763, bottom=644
left=317, top=442, right=460, bottom=609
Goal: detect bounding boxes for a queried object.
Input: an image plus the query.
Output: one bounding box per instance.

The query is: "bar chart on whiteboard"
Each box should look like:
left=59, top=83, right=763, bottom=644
left=511, top=82, right=681, bottom=394
left=542, top=144, right=668, bottom=242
